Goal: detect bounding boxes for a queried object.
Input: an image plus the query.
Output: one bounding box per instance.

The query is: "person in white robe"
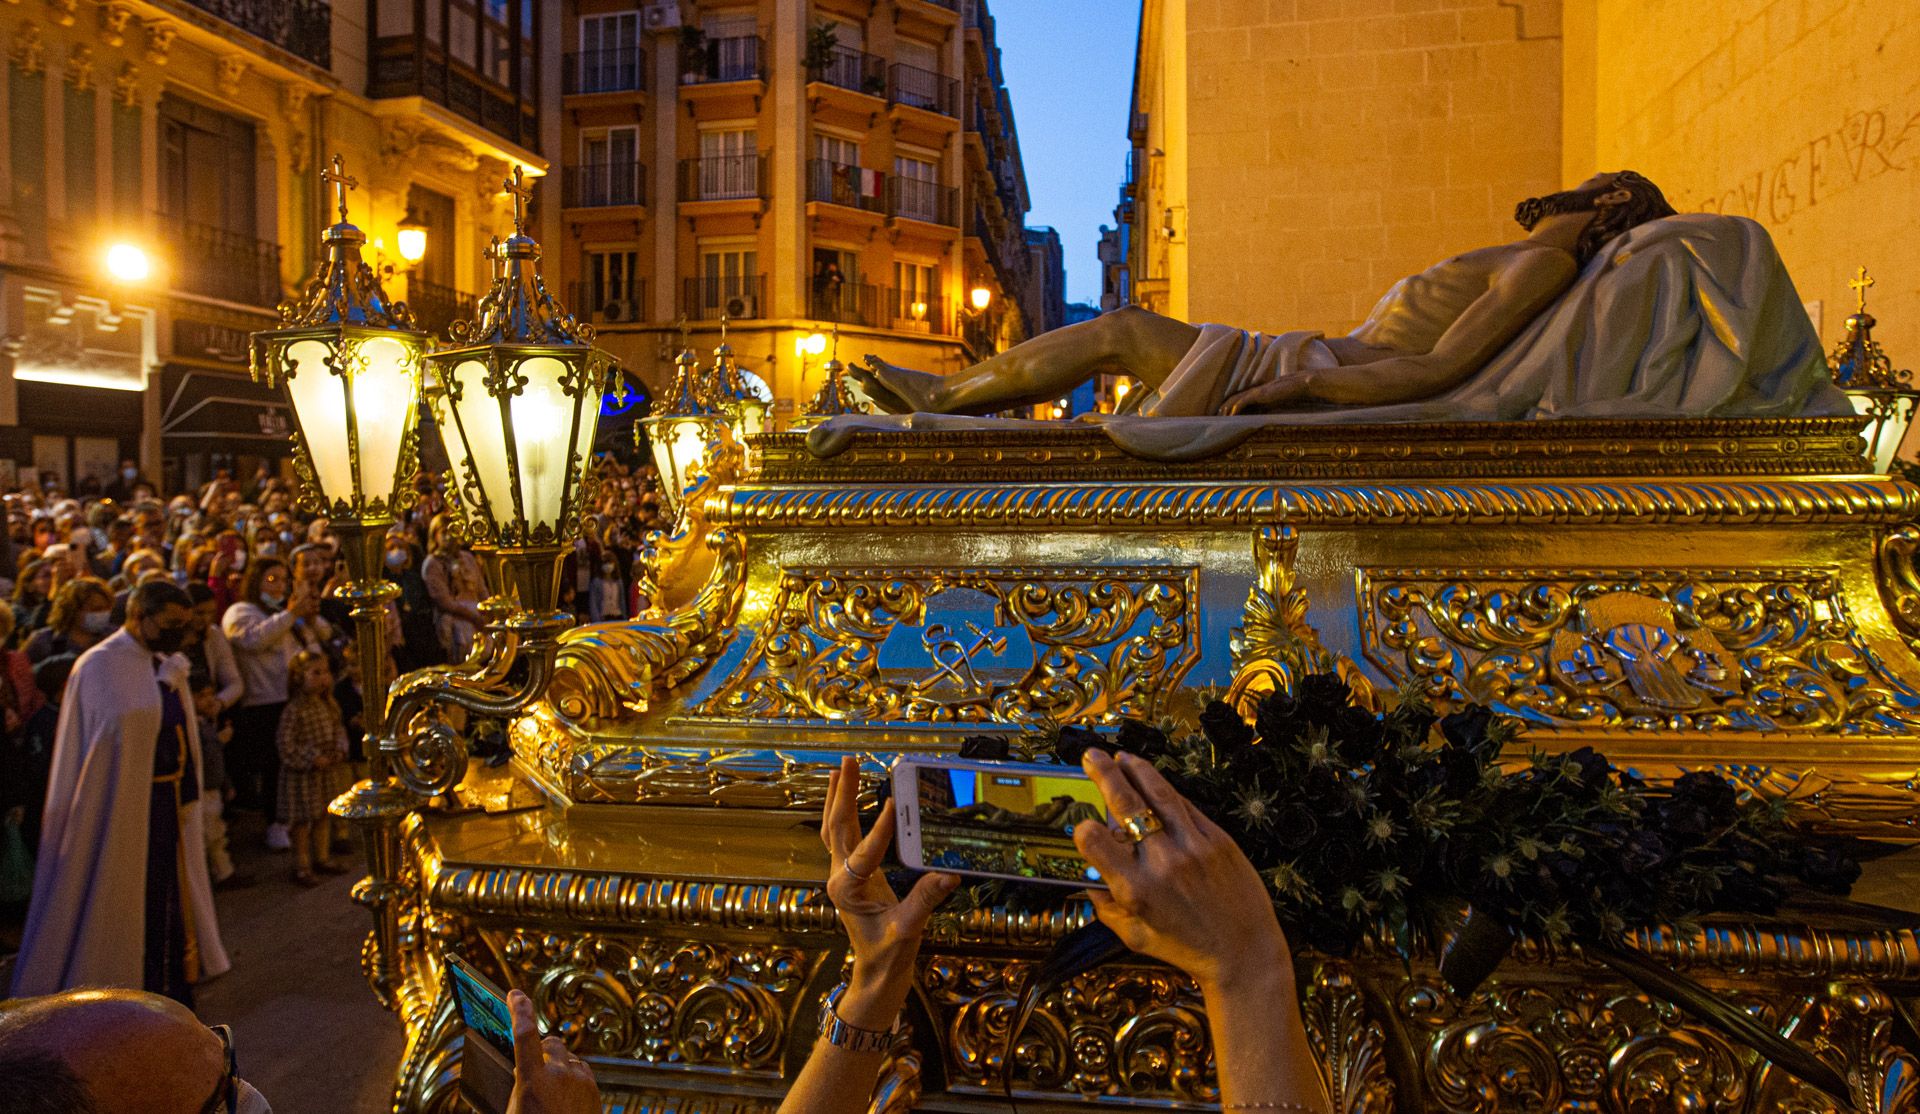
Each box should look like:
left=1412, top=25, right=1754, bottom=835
left=10, top=580, right=230, bottom=1004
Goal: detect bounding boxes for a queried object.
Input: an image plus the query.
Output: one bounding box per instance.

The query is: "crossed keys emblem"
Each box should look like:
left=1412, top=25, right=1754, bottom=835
left=917, top=620, right=1007, bottom=696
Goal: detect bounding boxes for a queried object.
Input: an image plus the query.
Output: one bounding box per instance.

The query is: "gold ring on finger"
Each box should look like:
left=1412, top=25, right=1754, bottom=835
left=1116, top=810, right=1164, bottom=843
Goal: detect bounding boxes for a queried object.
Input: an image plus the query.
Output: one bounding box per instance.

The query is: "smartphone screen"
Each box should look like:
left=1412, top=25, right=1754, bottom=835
left=445, top=955, right=515, bottom=1060
left=909, top=762, right=1107, bottom=886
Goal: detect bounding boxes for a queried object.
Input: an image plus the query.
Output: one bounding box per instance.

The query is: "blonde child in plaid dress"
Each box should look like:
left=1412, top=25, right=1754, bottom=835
left=277, top=649, right=351, bottom=886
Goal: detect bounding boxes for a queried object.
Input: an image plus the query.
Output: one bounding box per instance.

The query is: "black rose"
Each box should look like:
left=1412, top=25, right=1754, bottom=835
left=1332, top=706, right=1385, bottom=764
left=1296, top=673, right=1353, bottom=723
left=1254, top=690, right=1302, bottom=746
left=1563, top=746, right=1613, bottom=795
left=1053, top=725, right=1109, bottom=764
left=1672, top=771, right=1739, bottom=825
left=1272, top=802, right=1320, bottom=852
left=1795, top=845, right=1863, bottom=895
left=958, top=735, right=1011, bottom=761
left=1657, top=797, right=1717, bottom=842
left=1717, top=866, right=1783, bottom=913
left=1440, top=706, right=1499, bottom=758
left=1115, top=718, right=1170, bottom=761
left=1199, top=700, right=1256, bottom=750
left=1440, top=747, right=1483, bottom=795
left=1617, top=829, right=1671, bottom=874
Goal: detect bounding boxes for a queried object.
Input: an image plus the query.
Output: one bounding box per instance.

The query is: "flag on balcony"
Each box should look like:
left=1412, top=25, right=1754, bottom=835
left=857, top=167, right=884, bottom=200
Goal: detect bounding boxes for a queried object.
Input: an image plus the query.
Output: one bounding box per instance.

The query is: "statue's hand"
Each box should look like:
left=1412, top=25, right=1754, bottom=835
left=1222, top=377, right=1309, bottom=415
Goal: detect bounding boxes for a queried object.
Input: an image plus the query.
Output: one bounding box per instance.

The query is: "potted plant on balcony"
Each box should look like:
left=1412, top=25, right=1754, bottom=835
left=804, top=22, right=839, bottom=79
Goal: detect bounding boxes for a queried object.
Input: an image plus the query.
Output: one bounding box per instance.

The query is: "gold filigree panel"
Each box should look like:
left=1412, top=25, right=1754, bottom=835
left=1357, top=567, right=1920, bottom=734
left=696, top=566, right=1201, bottom=725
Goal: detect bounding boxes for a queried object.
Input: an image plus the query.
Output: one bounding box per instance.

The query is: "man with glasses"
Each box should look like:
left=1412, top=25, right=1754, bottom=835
left=0, top=986, right=599, bottom=1113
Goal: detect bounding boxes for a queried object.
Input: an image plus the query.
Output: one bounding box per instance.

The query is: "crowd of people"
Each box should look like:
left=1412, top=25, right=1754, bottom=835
left=0, top=453, right=670, bottom=997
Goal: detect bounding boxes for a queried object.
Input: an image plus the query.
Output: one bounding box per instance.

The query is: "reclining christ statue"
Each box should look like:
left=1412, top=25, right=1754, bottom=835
left=834, top=171, right=1849, bottom=459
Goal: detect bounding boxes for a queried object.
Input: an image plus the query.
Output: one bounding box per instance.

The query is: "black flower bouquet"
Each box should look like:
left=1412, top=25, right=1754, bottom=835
left=948, top=674, right=1884, bottom=1107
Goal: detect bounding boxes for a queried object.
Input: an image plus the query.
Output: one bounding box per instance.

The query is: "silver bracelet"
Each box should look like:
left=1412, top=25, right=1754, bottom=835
left=816, top=989, right=900, bottom=1054
left=1222, top=1102, right=1320, bottom=1112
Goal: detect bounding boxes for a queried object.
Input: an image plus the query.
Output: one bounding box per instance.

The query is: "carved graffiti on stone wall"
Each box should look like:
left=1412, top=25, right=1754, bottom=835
left=1358, top=568, right=1920, bottom=733
left=697, top=567, right=1201, bottom=725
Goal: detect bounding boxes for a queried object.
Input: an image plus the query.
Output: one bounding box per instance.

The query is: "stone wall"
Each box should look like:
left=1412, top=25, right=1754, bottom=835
left=1180, top=0, right=1563, bottom=333
left=1570, top=0, right=1920, bottom=363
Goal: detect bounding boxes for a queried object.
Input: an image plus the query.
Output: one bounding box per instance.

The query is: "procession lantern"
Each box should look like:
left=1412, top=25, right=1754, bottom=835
left=250, top=155, right=429, bottom=535
left=708, top=316, right=771, bottom=440
left=1829, top=268, right=1920, bottom=475
left=425, top=167, right=613, bottom=615
left=639, top=348, right=725, bottom=513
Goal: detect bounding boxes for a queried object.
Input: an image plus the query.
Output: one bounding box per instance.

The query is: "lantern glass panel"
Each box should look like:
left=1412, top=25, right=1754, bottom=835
left=351, top=335, right=419, bottom=507
left=508, top=356, right=581, bottom=532
left=285, top=339, right=354, bottom=501
left=447, top=358, right=516, bottom=526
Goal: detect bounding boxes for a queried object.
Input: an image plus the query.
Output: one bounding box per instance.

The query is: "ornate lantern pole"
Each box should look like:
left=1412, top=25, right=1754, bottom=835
left=248, top=155, right=428, bottom=1001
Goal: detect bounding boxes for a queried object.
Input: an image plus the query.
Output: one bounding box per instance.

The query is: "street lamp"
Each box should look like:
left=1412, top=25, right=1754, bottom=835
left=970, top=285, right=993, bottom=312
left=248, top=153, right=429, bottom=1000
left=104, top=242, right=152, bottom=283
left=639, top=348, right=725, bottom=514
left=395, top=209, right=428, bottom=266
left=707, top=325, right=771, bottom=441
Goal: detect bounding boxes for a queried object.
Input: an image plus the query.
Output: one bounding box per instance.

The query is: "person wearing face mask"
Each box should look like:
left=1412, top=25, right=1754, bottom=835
left=221, top=558, right=327, bottom=852
left=382, top=532, right=445, bottom=671
left=0, top=984, right=600, bottom=1114
left=10, top=580, right=231, bottom=1002
left=101, top=459, right=146, bottom=503
left=23, top=578, right=114, bottom=665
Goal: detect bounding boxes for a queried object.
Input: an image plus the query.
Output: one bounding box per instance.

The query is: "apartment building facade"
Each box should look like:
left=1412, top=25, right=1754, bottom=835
left=559, top=0, right=1035, bottom=426
left=0, top=0, right=555, bottom=493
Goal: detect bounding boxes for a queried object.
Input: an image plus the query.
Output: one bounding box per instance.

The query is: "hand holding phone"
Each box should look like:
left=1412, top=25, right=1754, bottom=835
left=891, top=757, right=1109, bottom=889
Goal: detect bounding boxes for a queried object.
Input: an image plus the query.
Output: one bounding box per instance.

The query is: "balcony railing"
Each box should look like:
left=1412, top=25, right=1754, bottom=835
left=369, top=37, right=540, bottom=152
left=408, top=278, right=477, bottom=341
left=564, top=161, right=648, bottom=208
left=888, top=63, right=958, bottom=117
left=809, top=46, right=886, bottom=96
left=181, top=0, right=330, bottom=69
left=908, top=0, right=962, bottom=11
left=887, top=177, right=956, bottom=225
left=683, top=274, right=767, bottom=321
left=568, top=280, right=649, bottom=325
left=807, top=160, right=885, bottom=214
left=682, top=35, right=763, bottom=84
left=808, top=280, right=879, bottom=327
left=161, top=216, right=282, bottom=308
left=678, top=154, right=766, bottom=201
left=565, top=48, right=646, bottom=95
left=884, top=287, right=949, bottom=335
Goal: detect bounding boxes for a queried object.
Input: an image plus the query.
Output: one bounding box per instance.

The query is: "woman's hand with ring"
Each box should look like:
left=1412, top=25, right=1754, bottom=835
left=1073, top=749, right=1292, bottom=993
left=821, top=756, right=960, bottom=1027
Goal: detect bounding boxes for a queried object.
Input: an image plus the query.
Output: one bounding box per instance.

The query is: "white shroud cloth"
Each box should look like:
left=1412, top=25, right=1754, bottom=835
left=11, top=629, right=230, bottom=996
left=809, top=214, right=1853, bottom=462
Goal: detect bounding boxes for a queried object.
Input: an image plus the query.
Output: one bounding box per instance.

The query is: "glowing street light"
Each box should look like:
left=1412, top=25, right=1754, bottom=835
left=970, top=286, right=993, bottom=312
left=395, top=210, right=428, bottom=265
left=795, top=331, right=827, bottom=358
left=104, top=242, right=151, bottom=283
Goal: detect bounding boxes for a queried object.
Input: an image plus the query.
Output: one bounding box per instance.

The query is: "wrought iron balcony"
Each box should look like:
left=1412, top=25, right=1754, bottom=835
left=568, top=281, right=649, bottom=325
left=681, top=35, right=763, bottom=84
left=807, top=160, right=885, bottom=214
left=161, top=216, right=283, bottom=308
left=678, top=155, right=766, bottom=202
left=180, top=0, right=331, bottom=69
left=808, top=280, right=879, bottom=328
left=885, top=287, right=950, bottom=335
left=563, top=161, right=648, bottom=208
left=683, top=275, right=767, bottom=321
left=809, top=46, right=886, bottom=97
left=887, top=177, right=957, bottom=225
left=407, top=278, right=477, bottom=342
left=565, top=48, right=646, bottom=95
left=368, top=36, right=540, bottom=152
left=889, top=62, right=958, bottom=117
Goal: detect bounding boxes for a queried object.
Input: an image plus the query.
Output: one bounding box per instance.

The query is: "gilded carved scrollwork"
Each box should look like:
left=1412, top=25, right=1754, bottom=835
left=1359, top=567, right=1920, bottom=734
left=696, top=567, right=1200, bottom=725
left=1298, top=963, right=1396, bottom=1114
left=920, top=956, right=1216, bottom=1101
left=545, top=442, right=750, bottom=724
left=496, top=931, right=811, bottom=1071
left=1229, top=525, right=1379, bottom=717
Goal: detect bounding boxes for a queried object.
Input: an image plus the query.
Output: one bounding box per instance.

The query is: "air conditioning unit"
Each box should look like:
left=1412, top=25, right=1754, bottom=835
left=643, top=2, right=681, bottom=31
left=724, top=295, right=757, bottom=319
left=602, top=300, right=637, bottom=323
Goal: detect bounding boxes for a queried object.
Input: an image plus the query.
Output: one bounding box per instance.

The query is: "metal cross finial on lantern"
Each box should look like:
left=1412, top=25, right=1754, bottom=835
left=1827, top=265, right=1919, bottom=474
left=798, top=321, right=864, bottom=428
left=503, top=164, right=534, bottom=236
left=706, top=315, right=770, bottom=444
left=322, top=153, right=358, bottom=224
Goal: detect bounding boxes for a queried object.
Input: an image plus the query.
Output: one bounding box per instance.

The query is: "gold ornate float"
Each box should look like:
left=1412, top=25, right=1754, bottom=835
left=373, top=416, right=1920, bottom=1113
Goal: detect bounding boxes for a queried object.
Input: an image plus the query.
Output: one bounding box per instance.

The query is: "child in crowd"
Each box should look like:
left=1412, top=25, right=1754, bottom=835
left=190, top=670, right=251, bottom=891
left=275, top=649, right=351, bottom=886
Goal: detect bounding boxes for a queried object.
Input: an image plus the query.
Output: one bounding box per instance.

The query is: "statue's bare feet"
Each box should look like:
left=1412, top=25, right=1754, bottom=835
left=853, top=355, right=947, bottom=414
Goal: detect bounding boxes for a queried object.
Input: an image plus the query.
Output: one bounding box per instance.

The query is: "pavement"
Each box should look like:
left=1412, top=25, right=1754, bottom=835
left=195, top=809, right=407, bottom=1113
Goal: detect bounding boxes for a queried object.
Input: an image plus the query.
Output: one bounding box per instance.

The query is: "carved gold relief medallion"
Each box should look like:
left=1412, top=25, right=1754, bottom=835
left=697, top=567, right=1201, bottom=725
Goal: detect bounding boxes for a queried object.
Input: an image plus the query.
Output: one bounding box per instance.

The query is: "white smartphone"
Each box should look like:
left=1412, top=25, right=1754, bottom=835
left=891, top=757, right=1110, bottom=889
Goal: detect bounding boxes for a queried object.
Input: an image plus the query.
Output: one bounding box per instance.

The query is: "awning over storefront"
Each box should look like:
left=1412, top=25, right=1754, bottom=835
left=159, top=365, right=293, bottom=443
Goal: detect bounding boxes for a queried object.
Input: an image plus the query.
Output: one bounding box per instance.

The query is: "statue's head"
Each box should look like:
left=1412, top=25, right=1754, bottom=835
left=1515, top=171, right=1677, bottom=267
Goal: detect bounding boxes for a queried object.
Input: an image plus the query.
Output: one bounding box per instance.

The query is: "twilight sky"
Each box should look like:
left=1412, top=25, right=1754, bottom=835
left=991, top=1, right=1141, bottom=307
